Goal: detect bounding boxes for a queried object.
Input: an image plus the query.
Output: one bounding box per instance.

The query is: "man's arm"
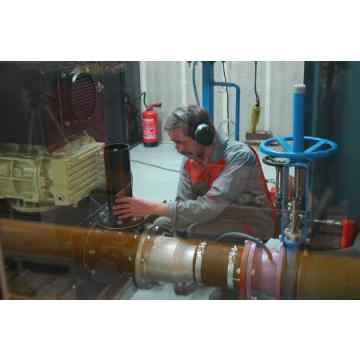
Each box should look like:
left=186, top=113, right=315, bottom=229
left=112, top=197, right=170, bottom=219
left=113, top=157, right=193, bottom=220
left=112, top=147, right=259, bottom=225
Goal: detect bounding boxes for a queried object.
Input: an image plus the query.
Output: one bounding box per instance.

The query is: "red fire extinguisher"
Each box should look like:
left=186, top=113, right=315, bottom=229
left=142, top=101, right=161, bottom=147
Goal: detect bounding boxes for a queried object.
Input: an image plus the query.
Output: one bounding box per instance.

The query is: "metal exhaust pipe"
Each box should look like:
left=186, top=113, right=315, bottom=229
left=104, top=143, right=132, bottom=226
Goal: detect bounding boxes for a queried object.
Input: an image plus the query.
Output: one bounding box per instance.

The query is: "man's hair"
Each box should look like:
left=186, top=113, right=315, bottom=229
left=164, top=105, right=210, bottom=135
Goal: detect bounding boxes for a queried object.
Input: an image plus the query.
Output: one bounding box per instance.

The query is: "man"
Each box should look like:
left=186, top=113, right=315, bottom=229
left=113, top=105, right=275, bottom=298
left=113, top=104, right=275, bottom=240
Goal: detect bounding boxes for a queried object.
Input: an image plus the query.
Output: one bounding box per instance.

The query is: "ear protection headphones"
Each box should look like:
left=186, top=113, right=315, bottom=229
left=172, top=107, right=215, bottom=146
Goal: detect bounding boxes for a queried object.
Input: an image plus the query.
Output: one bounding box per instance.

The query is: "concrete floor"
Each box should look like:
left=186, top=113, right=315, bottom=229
left=131, top=143, right=181, bottom=202
left=128, top=142, right=276, bottom=300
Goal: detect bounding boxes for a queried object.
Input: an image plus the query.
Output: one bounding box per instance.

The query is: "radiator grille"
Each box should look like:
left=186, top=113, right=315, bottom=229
left=71, top=73, right=96, bottom=121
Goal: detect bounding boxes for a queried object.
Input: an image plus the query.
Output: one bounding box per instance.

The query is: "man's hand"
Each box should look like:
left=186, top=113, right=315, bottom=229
left=112, top=196, right=170, bottom=219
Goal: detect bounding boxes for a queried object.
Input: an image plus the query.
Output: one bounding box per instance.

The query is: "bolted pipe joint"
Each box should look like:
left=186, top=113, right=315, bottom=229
left=133, top=233, right=243, bottom=290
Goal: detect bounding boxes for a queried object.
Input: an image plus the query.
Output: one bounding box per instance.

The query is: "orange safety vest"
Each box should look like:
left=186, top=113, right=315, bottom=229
left=184, top=158, right=226, bottom=188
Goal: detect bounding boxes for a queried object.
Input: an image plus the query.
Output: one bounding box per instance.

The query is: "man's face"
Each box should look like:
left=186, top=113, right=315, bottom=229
left=169, top=128, right=203, bottom=160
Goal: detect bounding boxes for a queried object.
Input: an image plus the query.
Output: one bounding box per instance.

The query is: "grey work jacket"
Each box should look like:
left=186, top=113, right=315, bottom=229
left=167, top=133, right=274, bottom=239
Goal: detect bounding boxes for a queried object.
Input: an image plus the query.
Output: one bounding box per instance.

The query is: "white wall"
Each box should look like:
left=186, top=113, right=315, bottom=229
left=140, top=61, right=304, bottom=142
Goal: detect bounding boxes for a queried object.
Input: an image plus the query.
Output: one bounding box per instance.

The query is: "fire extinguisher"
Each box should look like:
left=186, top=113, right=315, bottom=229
left=142, top=100, right=161, bottom=147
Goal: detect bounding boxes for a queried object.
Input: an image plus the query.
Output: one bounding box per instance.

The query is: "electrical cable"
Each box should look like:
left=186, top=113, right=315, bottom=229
left=250, top=61, right=261, bottom=133
left=88, top=196, right=101, bottom=207
left=125, top=91, right=146, bottom=107
left=216, top=231, right=263, bottom=244
left=131, top=159, right=180, bottom=173
left=142, top=91, right=148, bottom=108
left=122, top=90, right=145, bottom=145
left=216, top=231, right=273, bottom=262
left=45, top=104, right=70, bottom=145
left=222, top=61, right=230, bottom=136
left=27, top=107, right=35, bottom=154
left=192, top=62, right=200, bottom=106
left=254, top=61, right=260, bottom=107
left=56, top=71, right=64, bottom=128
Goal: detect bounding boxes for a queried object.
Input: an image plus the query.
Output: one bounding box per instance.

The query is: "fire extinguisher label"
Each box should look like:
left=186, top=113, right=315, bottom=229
left=143, top=117, right=157, bottom=141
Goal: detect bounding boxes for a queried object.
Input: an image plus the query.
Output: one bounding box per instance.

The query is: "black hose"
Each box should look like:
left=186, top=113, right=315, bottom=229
left=142, top=91, right=148, bottom=108
left=254, top=61, right=260, bottom=107
left=192, top=62, right=200, bottom=106
left=222, top=61, right=230, bottom=136
left=216, top=231, right=273, bottom=261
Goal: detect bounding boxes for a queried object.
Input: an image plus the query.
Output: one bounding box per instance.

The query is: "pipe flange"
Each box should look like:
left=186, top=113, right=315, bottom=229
left=227, top=245, right=239, bottom=289
left=239, top=240, right=257, bottom=299
left=194, top=242, right=207, bottom=285
left=134, top=232, right=155, bottom=289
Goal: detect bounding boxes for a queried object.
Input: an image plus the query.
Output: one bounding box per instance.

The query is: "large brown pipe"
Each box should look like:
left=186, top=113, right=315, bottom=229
left=0, top=219, right=237, bottom=289
left=0, top=219, right=140, bottom=273
left=104, top=143, right=133, bottom=226
left=296, top=247, right=360, bottom=299
left=2, top=219, right=360, bottom=299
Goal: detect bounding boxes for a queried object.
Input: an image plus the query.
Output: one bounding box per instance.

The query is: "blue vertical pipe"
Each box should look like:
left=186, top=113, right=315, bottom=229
left=293, top=84, right=306, bottom=153
left=234, top=84, right=240, bottom=141
left=213, top=82, right=241, bottom=141
left=202, top=62, right=215, bottom=120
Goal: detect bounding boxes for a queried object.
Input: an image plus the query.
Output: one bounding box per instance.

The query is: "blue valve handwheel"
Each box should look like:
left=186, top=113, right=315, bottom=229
left=260, top=136, right=337, bottom=160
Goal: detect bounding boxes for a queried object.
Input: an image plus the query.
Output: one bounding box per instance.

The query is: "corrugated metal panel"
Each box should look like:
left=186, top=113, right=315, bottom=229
left=140, top=61, right=304, bottom=142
